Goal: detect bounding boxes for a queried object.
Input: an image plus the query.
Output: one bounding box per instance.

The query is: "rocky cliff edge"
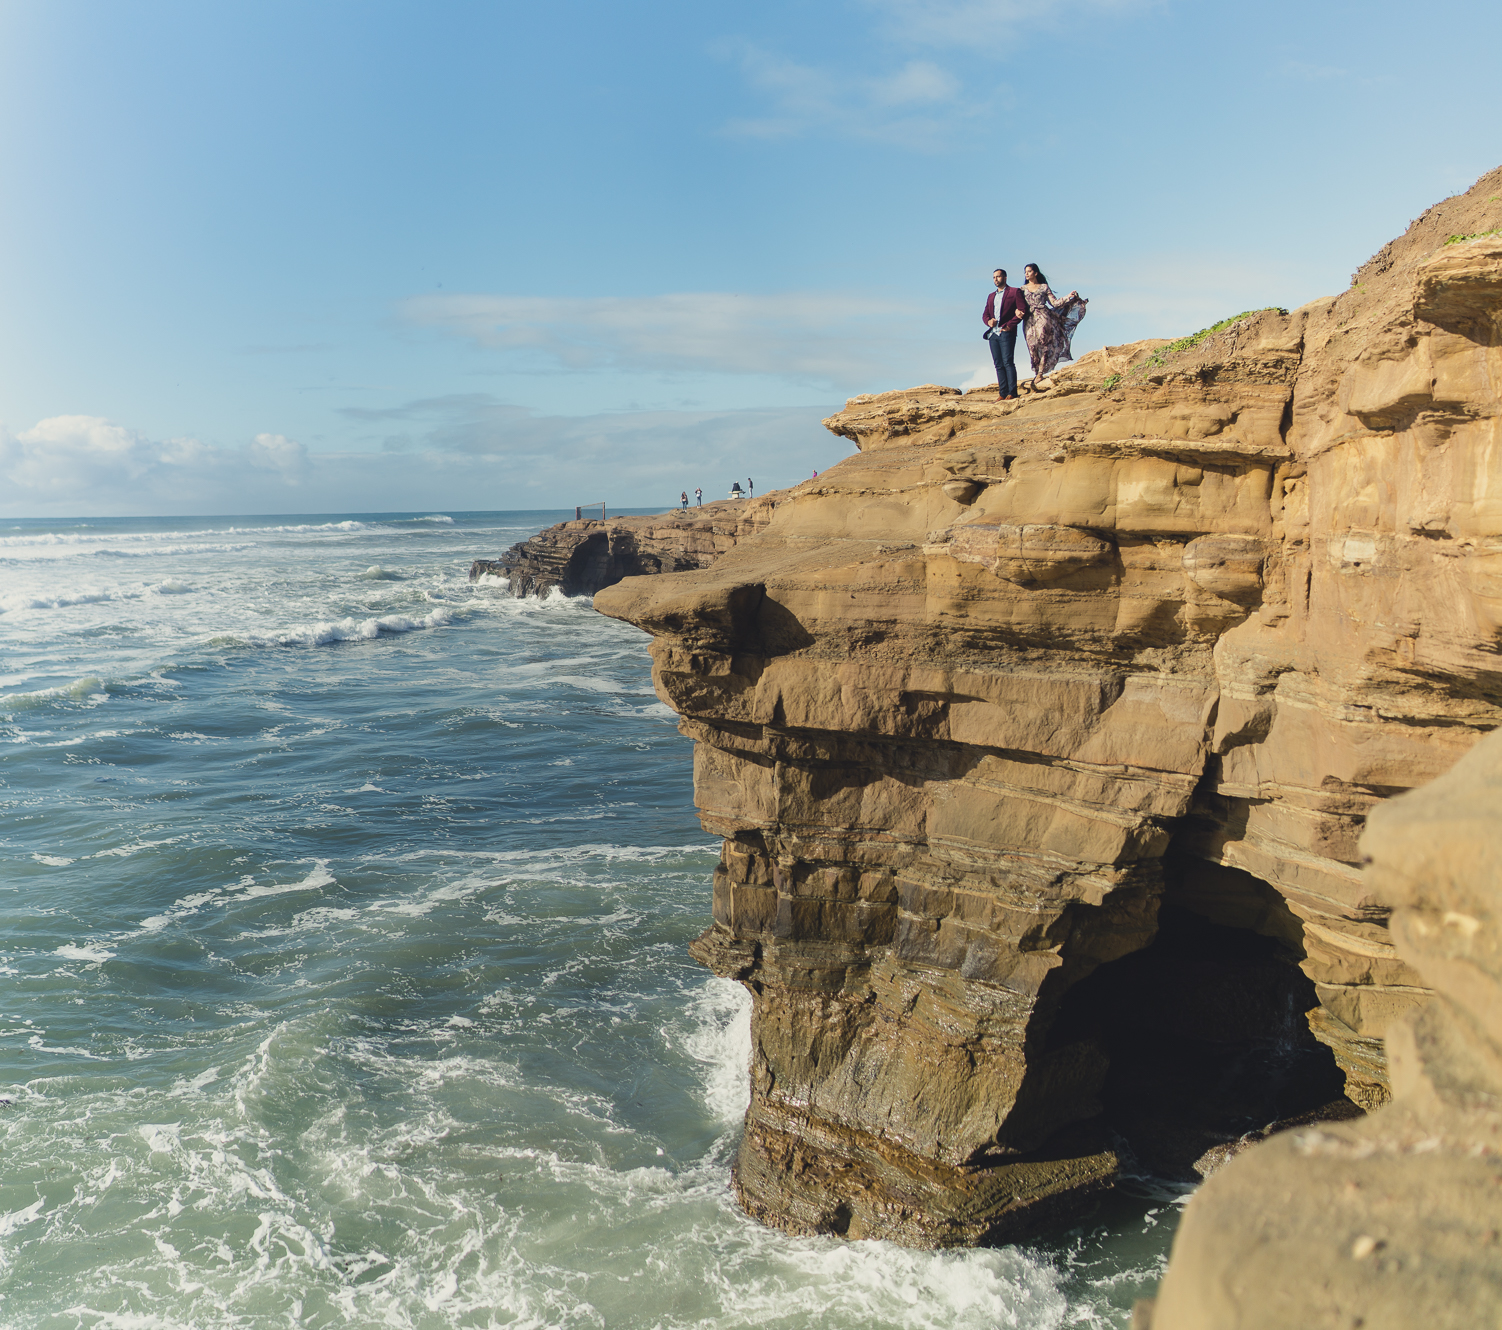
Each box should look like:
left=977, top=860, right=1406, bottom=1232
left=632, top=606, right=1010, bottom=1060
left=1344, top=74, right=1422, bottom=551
left=594, top=169, right=1502, bottom=1254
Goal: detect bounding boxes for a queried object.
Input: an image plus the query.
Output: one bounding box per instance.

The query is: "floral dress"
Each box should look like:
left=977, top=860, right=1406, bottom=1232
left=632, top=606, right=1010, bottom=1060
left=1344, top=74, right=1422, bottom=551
left=1022, top=285, right=1088, bottom=379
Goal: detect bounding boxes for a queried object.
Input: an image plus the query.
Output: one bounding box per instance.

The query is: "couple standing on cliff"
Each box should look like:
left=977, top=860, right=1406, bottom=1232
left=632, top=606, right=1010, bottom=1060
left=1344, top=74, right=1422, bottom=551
left=983, top=265, right=1087, bottom=399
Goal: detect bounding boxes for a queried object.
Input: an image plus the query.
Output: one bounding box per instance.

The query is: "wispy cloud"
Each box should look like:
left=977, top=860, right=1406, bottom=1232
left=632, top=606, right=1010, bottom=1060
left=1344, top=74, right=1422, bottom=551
left=341, top=395, right=538, bottom=456
left=339, top=395, right=848, bottom=486
left=715, top=0, right=1153, bottom=150
left=399, top=289, right=957, bottom=390
left=864, top=0, right=1161, bottom=47
left=0, top=403, right=855, bottom=516
left=722, top=45, right=975, bottom=150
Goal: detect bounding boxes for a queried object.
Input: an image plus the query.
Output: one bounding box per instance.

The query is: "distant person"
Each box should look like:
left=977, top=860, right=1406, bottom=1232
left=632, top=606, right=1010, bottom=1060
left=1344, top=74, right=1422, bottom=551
left=747, top=477, right=754, bottom=497
left=695, top=487, right=702, bottom=506
left=680, top=490, right=688, bottom=511
left=1021, top=263, right=1088, bottom=388
left=729, top=481, right=744, bottom=499
left=982, top=268, right=1027, bottom=400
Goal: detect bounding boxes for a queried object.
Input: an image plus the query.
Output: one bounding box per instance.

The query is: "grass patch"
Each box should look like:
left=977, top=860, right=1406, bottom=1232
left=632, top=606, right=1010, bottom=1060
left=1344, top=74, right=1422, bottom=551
left=1444, top=227, right=1502, bottom=245
left=1102, top=372, right=1122, bottom=392
left=1129, top=308, right=1286, bottom=377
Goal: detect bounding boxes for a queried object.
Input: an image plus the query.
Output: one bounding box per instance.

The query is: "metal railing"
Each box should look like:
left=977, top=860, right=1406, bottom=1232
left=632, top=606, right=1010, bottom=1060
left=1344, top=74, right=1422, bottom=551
left=574, top=503, right=606, bottom=521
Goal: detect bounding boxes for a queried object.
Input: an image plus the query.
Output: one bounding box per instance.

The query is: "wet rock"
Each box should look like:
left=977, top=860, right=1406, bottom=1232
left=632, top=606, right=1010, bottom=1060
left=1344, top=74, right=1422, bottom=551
left=1189, top=1098, right=1364, bottom=1179
left=469, top=499, right=774, bottom=598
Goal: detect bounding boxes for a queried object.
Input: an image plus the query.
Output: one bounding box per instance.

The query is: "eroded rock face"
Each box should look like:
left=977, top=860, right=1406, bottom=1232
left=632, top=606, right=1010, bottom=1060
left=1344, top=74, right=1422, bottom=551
left=1147, top=727, right=1502, bottom=1329
left=470, top=500, right=774, bottom=598
left=596, top=168, right=1502, bottom=1245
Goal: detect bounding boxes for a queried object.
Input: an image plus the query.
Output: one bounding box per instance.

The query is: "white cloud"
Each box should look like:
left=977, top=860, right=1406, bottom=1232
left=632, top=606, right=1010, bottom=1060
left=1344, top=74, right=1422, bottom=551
left=0, top=403, right=859, bottom=517
left=248, top=432, right=309, bottom=482
left=0, top=417, right=315, bottom=514
left=400, top=289, right=961, bottom=390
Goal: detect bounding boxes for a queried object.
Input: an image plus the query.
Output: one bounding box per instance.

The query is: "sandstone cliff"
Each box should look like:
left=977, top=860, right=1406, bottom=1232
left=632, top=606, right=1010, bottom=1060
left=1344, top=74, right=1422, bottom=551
left=470, top=500, right=773, bottom=598
left=593, top=167, right=1502, bottom=1252
left=1146, top=727, right=1502, bottom=1329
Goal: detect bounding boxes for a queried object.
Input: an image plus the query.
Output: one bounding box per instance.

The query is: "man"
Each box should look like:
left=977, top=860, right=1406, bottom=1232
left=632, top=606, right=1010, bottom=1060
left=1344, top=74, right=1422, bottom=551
left=982, top=268, right=1027, bottom=400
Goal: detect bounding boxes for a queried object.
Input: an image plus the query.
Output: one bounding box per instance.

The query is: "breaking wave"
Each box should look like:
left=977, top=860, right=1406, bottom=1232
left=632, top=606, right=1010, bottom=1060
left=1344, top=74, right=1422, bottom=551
left=0, top=520, right=368, bottom=549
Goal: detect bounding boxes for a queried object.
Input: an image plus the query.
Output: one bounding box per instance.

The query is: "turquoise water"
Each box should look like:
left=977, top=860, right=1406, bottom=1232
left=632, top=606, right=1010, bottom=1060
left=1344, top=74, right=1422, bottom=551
left=0, top=511, right=1178, bottom=1328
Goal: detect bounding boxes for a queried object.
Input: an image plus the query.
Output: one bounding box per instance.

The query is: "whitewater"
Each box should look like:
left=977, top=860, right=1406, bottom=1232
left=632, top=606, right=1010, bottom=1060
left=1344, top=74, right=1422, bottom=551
left=0, top=510, right=1179, bottom=1328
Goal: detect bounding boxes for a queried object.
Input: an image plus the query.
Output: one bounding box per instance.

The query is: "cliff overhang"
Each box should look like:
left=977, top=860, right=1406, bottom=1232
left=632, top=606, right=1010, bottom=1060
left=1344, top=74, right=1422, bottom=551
left=588, top=170, right=1502, bottom=1310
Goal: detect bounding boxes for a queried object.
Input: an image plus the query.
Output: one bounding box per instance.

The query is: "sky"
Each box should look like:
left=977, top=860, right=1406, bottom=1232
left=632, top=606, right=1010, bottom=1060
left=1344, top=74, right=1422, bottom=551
left=1, top=0, right=1500, bottom=517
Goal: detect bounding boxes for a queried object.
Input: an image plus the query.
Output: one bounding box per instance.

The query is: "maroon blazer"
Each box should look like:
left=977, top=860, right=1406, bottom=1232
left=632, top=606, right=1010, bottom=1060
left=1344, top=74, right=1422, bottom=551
left=983, top=286, right=1027, bottom=333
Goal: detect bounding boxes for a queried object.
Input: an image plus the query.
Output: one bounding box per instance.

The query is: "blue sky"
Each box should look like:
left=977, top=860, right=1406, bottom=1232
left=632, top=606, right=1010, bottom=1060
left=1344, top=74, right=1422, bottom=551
left=2, top=0, right=1499, bottom=516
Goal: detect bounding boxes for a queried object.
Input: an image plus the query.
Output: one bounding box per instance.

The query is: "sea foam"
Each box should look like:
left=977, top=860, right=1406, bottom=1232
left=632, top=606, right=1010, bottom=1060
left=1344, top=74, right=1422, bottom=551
left=1, top=676, right=108, bottom=709
left=0, top=511, right=1171, bottom=1327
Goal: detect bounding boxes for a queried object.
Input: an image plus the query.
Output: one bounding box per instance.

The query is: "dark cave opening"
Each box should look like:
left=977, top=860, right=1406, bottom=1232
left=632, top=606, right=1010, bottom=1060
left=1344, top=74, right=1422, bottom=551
left=1049, top=902, right=1357, bottom=1181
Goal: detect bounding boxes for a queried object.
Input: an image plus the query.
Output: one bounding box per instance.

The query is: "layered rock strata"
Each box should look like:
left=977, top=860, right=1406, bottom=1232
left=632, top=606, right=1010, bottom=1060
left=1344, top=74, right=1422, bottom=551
left=1146, top=727, right=1502, bottom=1329
left=470, top=500, right=773, bottom=598
left=595, top=169, right=1502, bottom=1245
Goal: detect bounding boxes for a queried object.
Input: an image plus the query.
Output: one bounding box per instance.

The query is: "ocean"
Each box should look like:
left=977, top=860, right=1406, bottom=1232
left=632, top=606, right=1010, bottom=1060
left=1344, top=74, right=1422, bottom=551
left=0, top=510, right=1180, bottom=1329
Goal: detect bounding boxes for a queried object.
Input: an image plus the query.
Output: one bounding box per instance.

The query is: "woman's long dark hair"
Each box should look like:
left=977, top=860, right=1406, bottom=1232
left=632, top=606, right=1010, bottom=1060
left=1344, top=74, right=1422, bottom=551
left=1025, top=264, right=1049, bottom=286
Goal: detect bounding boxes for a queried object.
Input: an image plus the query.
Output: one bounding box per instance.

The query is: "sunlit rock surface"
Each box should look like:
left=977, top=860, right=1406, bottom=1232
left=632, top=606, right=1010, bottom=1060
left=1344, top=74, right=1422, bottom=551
left=594, top=167, right=1502, bottom=1250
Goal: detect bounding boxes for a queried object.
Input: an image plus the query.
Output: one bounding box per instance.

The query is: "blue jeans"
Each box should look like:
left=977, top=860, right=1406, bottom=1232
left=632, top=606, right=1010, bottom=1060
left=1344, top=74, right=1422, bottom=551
left=988, top=327, right=1018, bottom=396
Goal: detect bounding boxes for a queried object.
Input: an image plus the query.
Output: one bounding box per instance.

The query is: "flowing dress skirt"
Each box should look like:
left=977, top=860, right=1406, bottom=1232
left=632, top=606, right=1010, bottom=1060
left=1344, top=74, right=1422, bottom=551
left=1024, top=288, right=1088, bottom=379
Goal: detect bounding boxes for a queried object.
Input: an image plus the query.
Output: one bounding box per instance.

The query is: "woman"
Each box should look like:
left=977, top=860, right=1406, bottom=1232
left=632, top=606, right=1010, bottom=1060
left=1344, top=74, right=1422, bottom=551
left=1020, top=263, right=1088, bottom=387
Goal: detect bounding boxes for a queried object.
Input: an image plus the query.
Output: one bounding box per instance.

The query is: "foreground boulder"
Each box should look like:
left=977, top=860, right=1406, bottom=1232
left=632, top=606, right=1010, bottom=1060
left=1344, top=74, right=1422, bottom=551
left=1146, top=727, right=1502, bottom=1328
left=595, top=169, right=1502, bottom=1247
